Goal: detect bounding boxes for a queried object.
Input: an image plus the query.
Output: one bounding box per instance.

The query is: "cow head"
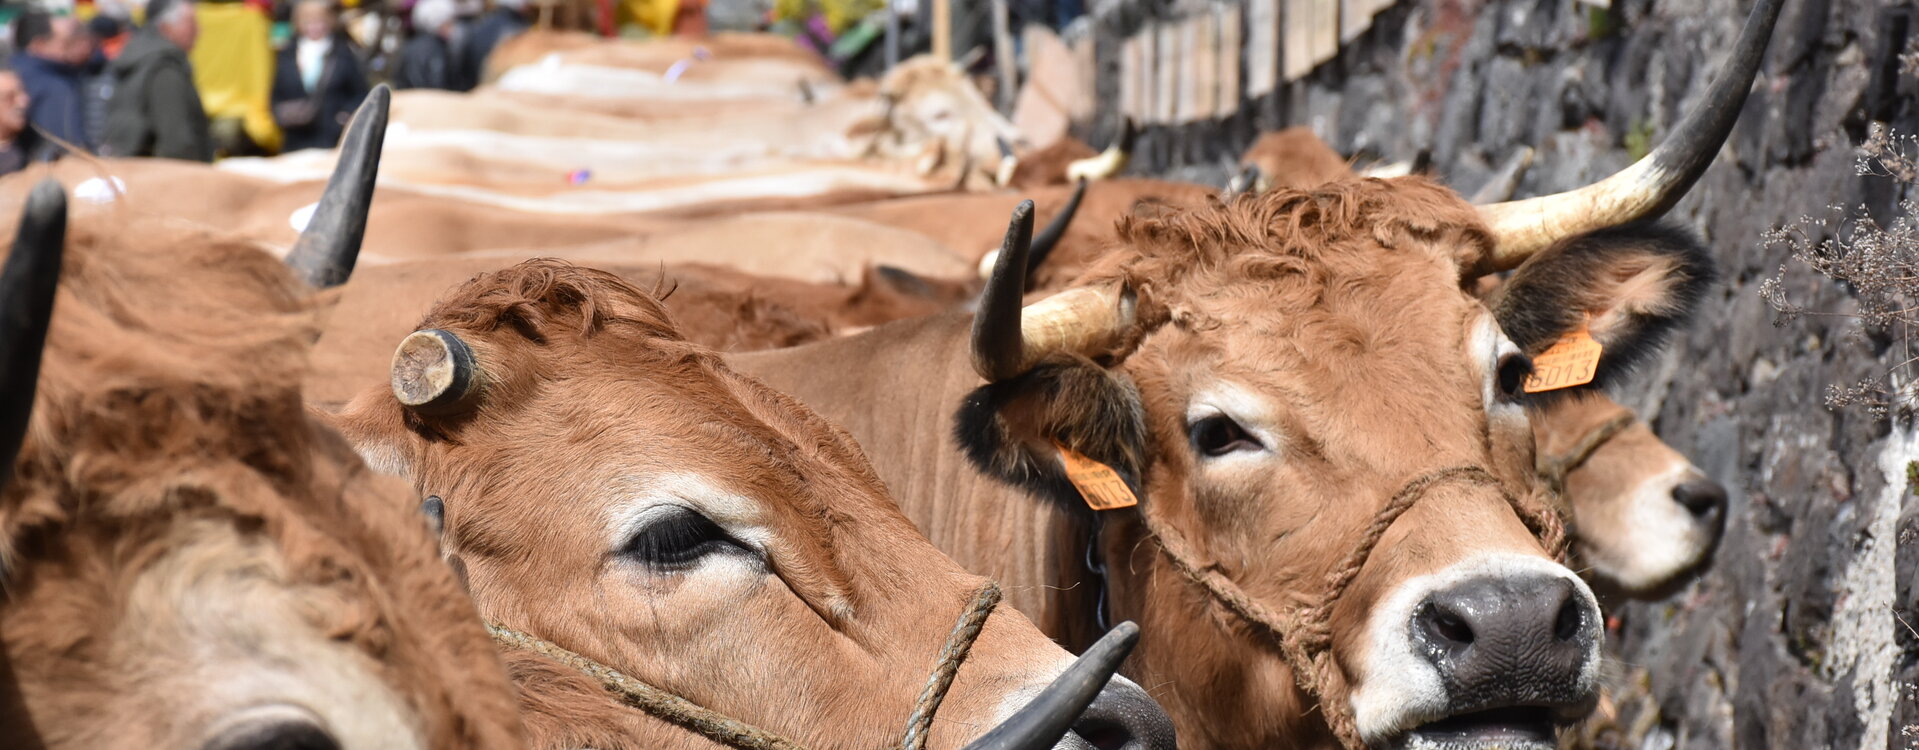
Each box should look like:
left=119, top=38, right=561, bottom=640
left=332, top=260, right=1177, bottom=749
left=0, top=182, right=526, bottom=749
left=1528, top=393, right=1726, bottom=599
left=856, top=55, right=1027, bottom=188
left=953, top=1, right=1775, bottom=745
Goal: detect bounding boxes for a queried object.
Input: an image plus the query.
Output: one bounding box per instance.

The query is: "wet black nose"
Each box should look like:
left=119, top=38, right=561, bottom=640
left=1671, top=478, right=1727, bottom=517
left=1411, top=574, right=1599, bottom=710
left=1060, top=679, right=1177, bottom=750
left=203, top=717, right=340, bottom=750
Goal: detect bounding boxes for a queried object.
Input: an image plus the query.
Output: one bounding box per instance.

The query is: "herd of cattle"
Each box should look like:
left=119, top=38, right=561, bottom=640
left=0, top=0, right=1782, bottom=747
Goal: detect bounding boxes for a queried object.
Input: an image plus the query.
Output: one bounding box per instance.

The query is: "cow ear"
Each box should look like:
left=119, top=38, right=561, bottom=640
left=953, top=354, right=1149, bottom=516
left=1489, top=222, right=1713, bottom=392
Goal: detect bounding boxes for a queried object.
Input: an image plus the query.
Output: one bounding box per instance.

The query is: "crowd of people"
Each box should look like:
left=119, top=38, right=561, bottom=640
left=0, top=0, right=535, bottom=176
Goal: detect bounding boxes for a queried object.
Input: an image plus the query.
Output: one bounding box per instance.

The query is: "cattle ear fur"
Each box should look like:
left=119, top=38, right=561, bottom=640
left=1489, top=222, right=1713, bottom=391
left=953, top=354, right=1149, bottom=516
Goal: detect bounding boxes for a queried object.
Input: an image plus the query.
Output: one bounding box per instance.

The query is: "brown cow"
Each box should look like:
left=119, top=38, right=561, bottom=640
left=727, top=0, right=1778, bottom=746
left=0, top=181, right=526, bottom=748
left=328, top=259, right=1179, bottom=749
left=1528, top=393, right=1726, bottom=599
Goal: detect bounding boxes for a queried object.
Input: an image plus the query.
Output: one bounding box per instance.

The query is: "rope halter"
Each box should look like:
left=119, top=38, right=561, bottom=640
left=1139, top=465, right=1568, bottom=749
left=1535, top=409, right=1637, bottom=497
left=489, top=580, right=1003, bottom=750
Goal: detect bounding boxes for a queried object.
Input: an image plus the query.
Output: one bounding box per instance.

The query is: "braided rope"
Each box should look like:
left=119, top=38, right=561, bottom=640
left=1140, top=465, right=1569, bottom=749
left=1536, top=410, right=1637, bottom=497
left=900, top=581, right=1004, bottom=750
left=489, top=579, right=1002, bottom=750
left=487, top=624, right=803, bottom=750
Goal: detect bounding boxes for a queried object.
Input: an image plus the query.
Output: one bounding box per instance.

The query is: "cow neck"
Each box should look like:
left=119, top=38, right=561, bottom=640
left=1535, top=409, right=1637, bottom=497
left=1136, top=465, right=1568, bottom=750
left=486, top=580, right=1004, bottom=750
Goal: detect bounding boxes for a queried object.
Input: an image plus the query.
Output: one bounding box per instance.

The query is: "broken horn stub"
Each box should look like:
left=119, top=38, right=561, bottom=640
left=391, top=329, right=480, bottom=414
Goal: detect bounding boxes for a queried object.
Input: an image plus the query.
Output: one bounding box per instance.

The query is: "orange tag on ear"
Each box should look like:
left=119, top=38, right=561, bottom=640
left=1523, top=319, right=1603, bottom=393
left=1053, top=442, right=1140, bottom=510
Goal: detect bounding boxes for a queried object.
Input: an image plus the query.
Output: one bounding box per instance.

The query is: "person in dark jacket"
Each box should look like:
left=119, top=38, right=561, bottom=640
left=80, top=15, right=125, bottom=150
left=393, top=0, right=457, bottom=90
left=101, top=0, right=213, bottom=161
left=271, top=0, right=368, bottom=152
left=461, top=0, right=526, bottom=87
left=11, top=13, right=94, bottom=156
left=0, top=68, right=40, bottom=174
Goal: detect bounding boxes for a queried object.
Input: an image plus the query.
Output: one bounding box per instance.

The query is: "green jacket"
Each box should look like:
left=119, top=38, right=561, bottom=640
left=102, top=28, right=213, bottom=162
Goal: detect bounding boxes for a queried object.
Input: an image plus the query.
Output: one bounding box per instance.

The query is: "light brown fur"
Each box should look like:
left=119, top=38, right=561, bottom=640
left=330, top=260, right=1081, bottom=749
left=733, top=178, right=1633, bottom=748
left=0, top=219, right=524, bottom=748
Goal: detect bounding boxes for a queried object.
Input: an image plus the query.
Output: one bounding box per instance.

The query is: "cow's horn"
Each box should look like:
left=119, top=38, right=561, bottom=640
left=973, top=202, right=1135, bottom=382
left=391, top=329, right=481, bottom=414
left=1472, top=0, right=1782, bottom=275
left=285, top=84, right=390, bottom=289
left=1224, top=164, right=1263, bottom=199
left=1067, top=118, right=1135, bottom=182
left=1026, top=178, right=1087, bottom=276
left=995, top=135, right=1020, bottom=187
left=961, top=621, right=1141, bottom=750
left=0, top=180, right=67, bottom=494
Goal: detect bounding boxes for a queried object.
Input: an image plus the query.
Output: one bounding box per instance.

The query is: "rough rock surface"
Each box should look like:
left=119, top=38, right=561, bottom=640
left=1083, top=0, right=1917, bottom=746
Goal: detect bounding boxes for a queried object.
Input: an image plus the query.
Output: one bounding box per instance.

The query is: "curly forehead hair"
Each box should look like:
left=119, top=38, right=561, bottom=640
left=419, top=259, right=693, bottom=350
left=1086, top=177, right=1493, bottom=295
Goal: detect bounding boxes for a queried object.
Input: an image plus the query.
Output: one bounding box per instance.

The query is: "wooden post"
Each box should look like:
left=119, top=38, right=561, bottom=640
left=991, top=0, right=1015, bottom=113
left=933, top=0, right=951, bottom=61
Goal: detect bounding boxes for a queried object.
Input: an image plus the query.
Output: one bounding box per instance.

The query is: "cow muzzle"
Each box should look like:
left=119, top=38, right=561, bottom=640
left=1351, top=554, right=1601, bottom=750
left=1053, top=677, right=1176, bottom=750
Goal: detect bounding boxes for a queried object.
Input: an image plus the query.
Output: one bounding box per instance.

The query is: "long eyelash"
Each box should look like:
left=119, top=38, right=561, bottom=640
left=625, top=510, right=735, bottom=572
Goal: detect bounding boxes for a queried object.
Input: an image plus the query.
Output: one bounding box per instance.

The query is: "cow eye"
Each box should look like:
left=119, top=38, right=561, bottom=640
left=1189, top=415, right=1261, bottom=457
left=621, top=507, right=747, bottom=573
left=1496, top=353, right=1533, bottom=399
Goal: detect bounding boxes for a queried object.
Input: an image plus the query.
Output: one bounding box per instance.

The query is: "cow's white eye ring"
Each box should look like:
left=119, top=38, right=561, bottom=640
left=1189, top=415, right=1262, bottom=458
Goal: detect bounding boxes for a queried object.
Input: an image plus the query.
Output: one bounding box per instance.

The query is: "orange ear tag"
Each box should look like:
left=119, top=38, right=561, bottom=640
left=1522, top=317, right=1604, bottom=393
left=1053, top=442, right=1140, bottom=511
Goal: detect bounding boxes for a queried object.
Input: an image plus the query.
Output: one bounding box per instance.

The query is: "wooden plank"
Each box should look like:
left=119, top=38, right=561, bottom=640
left=1202, top=14, right=1222, bottom=120
left=1156, top=22, right=1179, bottom=125
left=1282, top=0, right=1312, bottom=81
left=1340, top=0, right=1366, bottom=42
left=1311, top=0, right=1339, bottom=69
left=1215, top=4, right=1242, bottom=118
left=1137, top=29, right=1156, bottom=123
left=1119, top=34, right=1138, bottom=122
left=1181, top=15, right=1213, bottom=123
left=1246, top=0, right=1279, bottom=98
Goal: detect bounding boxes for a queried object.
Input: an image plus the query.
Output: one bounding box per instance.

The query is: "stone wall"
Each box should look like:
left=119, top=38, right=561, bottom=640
left=1082, top=0, right=1919, bottom=746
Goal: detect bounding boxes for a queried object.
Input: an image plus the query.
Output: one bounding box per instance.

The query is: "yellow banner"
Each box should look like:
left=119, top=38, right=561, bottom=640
left=190, top=3, right=281, bottom=153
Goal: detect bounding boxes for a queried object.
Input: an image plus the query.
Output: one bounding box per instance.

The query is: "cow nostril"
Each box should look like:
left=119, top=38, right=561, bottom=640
left=1068, top=717, right=1132, bottom=750
left=1425, top=605, right=1475, bottom=647
left=1553, top=595, right=1584, bottom=642
left=1671, top=479, right=1727, bottom=517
